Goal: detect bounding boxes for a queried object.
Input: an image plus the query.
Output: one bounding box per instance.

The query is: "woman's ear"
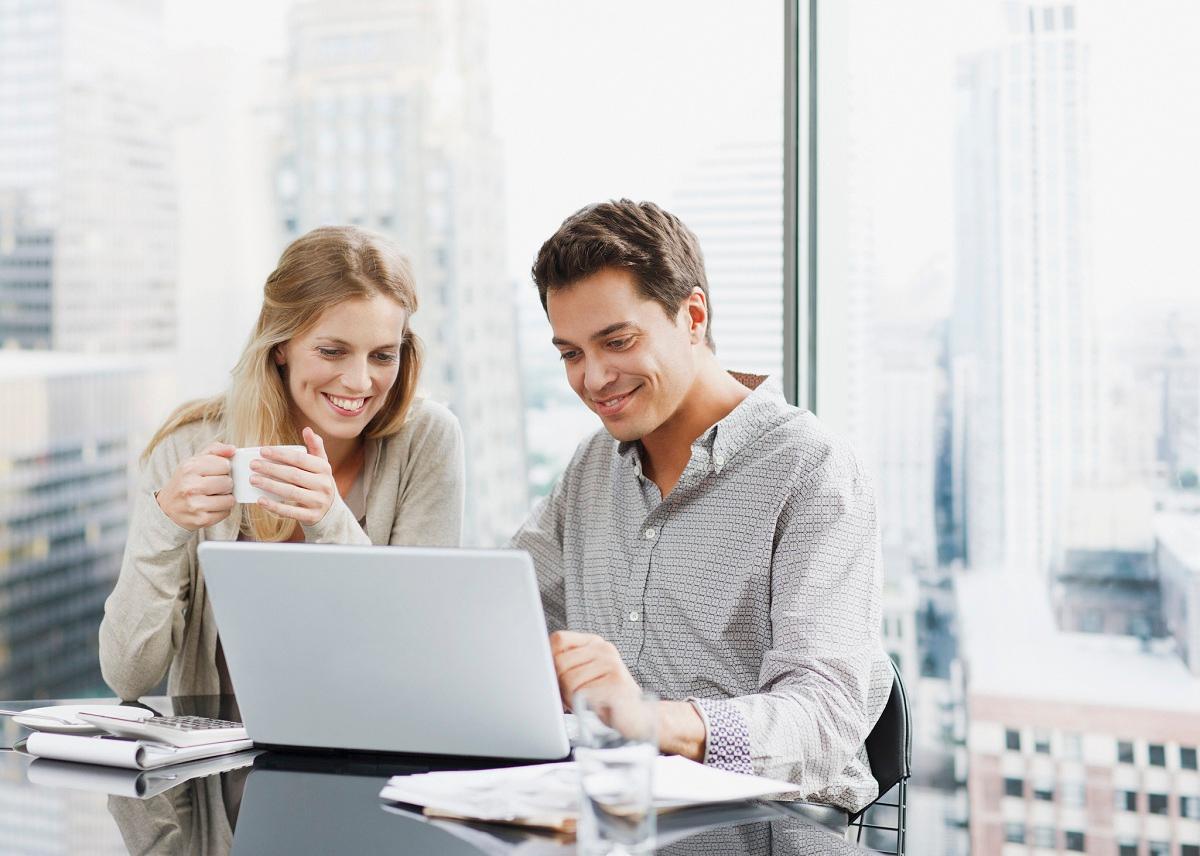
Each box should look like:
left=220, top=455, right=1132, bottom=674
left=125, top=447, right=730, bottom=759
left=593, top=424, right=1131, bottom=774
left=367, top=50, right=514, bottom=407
left=272, top=344, right=287, bottom=366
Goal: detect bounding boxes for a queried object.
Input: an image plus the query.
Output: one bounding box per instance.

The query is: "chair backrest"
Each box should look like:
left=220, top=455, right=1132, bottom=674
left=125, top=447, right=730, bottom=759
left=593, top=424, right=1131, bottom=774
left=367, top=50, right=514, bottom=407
left=863, top=657, right=912, bottom=798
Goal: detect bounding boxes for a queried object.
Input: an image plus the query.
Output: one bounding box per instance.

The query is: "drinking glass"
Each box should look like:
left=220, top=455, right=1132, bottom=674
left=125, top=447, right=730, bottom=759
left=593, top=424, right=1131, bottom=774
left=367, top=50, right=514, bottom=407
left=573, top=689, right=658, bottom=856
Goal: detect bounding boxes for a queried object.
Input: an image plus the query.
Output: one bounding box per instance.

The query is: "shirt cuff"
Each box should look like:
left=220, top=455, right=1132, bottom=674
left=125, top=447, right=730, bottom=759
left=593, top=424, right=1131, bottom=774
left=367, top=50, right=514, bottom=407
left=688, top=697, right=753, bottom=774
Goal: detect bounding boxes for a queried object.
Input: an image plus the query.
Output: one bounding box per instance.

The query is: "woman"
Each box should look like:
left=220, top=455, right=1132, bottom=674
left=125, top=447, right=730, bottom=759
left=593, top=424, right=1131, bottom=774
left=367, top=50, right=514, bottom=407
left=99, top=226, right=464, bottom=700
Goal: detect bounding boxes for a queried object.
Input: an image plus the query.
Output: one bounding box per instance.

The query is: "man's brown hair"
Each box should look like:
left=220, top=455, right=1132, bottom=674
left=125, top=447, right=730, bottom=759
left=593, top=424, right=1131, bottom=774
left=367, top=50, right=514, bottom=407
left=531, top=199, right=715, bottom=349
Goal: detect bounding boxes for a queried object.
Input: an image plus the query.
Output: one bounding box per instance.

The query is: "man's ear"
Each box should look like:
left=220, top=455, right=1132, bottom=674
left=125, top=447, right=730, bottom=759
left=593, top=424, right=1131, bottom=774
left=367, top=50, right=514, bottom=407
left=684, top=287, right=708, bottom=345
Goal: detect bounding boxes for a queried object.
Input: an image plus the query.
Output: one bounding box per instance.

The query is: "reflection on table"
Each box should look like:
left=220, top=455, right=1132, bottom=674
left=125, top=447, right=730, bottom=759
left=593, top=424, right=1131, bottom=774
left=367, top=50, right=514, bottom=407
left=2, top=696, right=872, bottom=855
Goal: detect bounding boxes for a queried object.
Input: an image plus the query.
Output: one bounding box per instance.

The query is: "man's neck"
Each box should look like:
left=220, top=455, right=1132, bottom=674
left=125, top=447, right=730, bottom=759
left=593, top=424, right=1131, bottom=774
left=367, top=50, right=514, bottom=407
left=640, top=362, right=751, bottom=497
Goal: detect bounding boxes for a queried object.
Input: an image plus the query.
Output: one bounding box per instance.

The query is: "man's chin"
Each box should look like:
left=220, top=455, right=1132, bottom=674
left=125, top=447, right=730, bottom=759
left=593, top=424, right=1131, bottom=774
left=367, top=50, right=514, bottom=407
left=599, top=416, right=646, bottom=444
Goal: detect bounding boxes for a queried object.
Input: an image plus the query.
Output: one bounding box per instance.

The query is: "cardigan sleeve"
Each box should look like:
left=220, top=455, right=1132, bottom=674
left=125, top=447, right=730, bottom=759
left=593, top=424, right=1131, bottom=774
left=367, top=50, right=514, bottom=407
left=99, top=430, right=198, bottom=700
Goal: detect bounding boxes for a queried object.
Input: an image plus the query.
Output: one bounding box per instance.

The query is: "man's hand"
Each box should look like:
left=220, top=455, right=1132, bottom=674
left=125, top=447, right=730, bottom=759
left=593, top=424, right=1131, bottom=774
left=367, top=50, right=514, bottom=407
left=549, top=630, right=640, bottom=710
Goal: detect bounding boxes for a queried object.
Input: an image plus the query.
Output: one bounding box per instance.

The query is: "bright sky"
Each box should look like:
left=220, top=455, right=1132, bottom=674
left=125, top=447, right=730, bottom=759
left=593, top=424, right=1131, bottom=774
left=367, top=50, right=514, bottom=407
left=164, top=0, right=1198, bottom=315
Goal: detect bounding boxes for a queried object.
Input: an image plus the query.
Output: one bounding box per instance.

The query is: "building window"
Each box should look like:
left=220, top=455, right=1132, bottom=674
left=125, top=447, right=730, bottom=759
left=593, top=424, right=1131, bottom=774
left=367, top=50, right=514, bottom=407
left=1115, top=790, right=1138, bottom=812
left=1183, top=747, right=1199, bottom=770
left=1061, top=732, right=1082, bottom=760
left=1004, top=822, right=1026, bottom=844
left=1118, top=844, right=1138, bottom=856
left=1034, top=729, right=1051, bottom=754
left=1117, top=740, right=1135, bottom=764
left=1065, top=831, right=1085, bottom=852
left=1006, top=728, right=1022, bottom=751
left=1147, top=743, right=1166, bottom=766
left=1182, top=845, right=1200, bottom=856
left=1149, top=843, right=1170, bottom=856
left=1004, top=777, right=1025, bottom=798
left=1061, top=781, right=1086, bottom=807
left=1183, top=796, right=1200, bottom=820
left=1033, top=827, right=1057, bottom=848
left=1033, top=781, right=1055, bottom=801
left=1147, top=793, right=1169, bottom=815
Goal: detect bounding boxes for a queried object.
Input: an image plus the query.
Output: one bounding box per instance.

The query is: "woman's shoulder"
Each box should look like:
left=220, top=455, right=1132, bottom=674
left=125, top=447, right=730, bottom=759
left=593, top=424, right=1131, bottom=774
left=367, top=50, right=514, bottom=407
left=397, top=397, right=460, bottom=441
left=375, top=397, right=462, bottom=466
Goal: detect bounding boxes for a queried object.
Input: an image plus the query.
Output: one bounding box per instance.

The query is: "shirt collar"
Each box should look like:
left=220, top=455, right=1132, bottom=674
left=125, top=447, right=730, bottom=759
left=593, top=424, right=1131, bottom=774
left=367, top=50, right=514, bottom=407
left=616, top=373, right=786, bottom=476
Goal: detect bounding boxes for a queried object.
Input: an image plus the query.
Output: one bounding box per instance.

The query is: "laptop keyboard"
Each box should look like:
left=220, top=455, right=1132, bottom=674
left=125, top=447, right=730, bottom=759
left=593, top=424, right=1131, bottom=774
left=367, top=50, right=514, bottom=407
left=148, top=715, right=244, bottom=732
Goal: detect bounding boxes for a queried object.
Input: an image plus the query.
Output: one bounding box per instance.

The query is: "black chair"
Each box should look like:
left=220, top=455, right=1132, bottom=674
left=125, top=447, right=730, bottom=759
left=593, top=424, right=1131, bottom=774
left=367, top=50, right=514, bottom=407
left=847, top=657, right=912, bottom=854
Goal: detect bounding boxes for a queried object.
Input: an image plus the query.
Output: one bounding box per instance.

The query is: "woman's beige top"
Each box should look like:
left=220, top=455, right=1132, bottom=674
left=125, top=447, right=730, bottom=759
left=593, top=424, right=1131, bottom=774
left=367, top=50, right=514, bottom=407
left=98, top=398, right=465, bottom=700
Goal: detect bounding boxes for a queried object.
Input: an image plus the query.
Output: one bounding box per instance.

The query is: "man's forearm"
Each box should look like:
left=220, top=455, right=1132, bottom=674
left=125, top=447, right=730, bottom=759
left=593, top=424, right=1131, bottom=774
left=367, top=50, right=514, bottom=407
left=657, top=700, right=706, bottom=761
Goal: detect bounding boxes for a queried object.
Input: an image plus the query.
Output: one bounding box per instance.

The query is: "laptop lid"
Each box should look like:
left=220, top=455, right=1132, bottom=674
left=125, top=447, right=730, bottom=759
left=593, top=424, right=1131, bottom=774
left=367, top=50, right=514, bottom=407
left=197, top=542, right=569, bottom=761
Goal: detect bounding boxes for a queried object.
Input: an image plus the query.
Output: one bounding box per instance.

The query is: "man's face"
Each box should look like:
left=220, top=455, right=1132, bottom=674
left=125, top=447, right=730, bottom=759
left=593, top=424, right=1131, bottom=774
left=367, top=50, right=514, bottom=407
left=547, top=268, right=701, bottom=443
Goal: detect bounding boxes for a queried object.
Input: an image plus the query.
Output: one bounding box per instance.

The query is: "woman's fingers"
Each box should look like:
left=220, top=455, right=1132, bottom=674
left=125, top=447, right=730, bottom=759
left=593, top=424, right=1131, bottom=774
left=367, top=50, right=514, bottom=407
left=249, top=458, right=323, bottom=491
left=256, top=495, right=320, bottom=525
left=260, top=444, right=330, bottom=476
left=249, top=474, right=309, bottom=504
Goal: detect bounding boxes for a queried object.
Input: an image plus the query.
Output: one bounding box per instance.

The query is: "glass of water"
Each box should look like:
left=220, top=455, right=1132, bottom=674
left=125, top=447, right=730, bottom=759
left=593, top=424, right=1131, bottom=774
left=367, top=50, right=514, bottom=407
left=572, top=689, right=658, bottom=856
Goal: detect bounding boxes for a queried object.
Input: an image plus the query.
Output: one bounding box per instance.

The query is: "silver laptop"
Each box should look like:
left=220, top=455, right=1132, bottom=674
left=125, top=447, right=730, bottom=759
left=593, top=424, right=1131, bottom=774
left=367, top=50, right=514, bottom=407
left=197, top=542, right=570, bottom=761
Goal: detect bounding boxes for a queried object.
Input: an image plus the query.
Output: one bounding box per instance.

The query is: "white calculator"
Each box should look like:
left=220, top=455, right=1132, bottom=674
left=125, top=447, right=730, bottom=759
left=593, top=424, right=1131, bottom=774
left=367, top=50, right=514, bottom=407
left=77, top=707, right=249, bottom=748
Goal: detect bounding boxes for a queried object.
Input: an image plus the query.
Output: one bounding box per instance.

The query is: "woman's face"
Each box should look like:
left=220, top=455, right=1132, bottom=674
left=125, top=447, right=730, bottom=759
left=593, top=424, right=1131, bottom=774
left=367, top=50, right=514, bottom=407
left=274, top=294, right=408, bottom=445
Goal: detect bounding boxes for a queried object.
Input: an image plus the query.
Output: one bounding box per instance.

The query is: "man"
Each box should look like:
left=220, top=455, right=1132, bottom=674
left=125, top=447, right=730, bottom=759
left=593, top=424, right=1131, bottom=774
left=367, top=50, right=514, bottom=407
left=512, top=199, right=892, bottom=813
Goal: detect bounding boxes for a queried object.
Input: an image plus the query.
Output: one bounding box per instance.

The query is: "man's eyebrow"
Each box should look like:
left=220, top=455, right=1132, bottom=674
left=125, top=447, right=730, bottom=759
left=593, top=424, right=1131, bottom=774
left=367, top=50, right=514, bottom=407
left=551, top=321, right=638, bottom=347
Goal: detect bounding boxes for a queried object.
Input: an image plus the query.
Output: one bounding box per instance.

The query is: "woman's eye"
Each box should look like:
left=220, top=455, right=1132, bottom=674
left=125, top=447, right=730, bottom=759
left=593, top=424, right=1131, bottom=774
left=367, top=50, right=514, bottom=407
left=317, top=348, right=343, bottom=358
left=373, top=352, right=399, bottom=363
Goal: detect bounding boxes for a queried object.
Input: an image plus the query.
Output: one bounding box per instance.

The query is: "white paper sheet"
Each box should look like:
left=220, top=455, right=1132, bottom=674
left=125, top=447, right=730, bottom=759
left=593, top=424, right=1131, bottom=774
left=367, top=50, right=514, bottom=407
left=378, top=754, right=798, bottom=825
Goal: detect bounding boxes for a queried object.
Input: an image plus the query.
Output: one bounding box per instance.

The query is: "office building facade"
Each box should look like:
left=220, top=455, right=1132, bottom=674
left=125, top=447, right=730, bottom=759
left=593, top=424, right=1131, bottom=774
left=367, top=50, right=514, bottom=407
left=671, top=141, right=784, bottom=380
left=0, top=0, right=176, bottom=353
left=0, top=354, right=170, bottom=698
left=278, top=0, right=527, bottom=545
left=951, top=2, right=1101, bottom=578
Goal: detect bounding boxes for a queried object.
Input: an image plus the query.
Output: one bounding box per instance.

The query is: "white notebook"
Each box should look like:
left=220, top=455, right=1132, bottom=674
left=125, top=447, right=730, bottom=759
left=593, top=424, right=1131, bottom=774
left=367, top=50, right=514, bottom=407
left=25, top=731, right=254, bottom=771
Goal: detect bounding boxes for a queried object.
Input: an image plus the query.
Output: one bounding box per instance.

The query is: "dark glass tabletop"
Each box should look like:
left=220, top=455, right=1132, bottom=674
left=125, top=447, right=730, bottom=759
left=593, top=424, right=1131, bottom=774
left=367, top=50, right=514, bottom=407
left=0, top=696, right=873, bottom=855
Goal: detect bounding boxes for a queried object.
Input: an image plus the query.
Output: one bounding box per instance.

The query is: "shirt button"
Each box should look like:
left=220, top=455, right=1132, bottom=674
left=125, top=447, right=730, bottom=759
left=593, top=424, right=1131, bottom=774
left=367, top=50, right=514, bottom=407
left=714, top=454, right=725, bottom=467
left=644, top=528, right=656, bottom=540
left=628, top=610, right=640, bottom=622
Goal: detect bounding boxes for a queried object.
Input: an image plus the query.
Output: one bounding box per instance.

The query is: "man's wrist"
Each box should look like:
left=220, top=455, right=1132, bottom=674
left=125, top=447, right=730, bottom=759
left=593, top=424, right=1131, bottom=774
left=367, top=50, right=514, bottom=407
left=656, top=699, right=707, bottom=761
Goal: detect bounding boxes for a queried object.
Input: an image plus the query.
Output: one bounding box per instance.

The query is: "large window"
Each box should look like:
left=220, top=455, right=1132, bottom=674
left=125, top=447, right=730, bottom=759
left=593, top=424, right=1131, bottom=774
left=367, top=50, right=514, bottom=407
left=0, top=0, right=783, bottom=700
left=820, top=1, right=1200, bottom=852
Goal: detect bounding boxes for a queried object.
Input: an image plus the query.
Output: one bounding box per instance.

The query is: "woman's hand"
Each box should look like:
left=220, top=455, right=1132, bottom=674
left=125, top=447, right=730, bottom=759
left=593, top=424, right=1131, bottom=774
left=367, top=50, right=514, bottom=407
left=250, top=427, right=338, bottom=526
left=156, top=442, right=237, bottom=531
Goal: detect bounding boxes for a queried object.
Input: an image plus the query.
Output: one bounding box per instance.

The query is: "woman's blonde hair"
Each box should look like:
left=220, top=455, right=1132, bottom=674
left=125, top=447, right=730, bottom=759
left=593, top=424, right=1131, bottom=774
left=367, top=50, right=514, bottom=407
left=145, top=225, right=423, bottom=541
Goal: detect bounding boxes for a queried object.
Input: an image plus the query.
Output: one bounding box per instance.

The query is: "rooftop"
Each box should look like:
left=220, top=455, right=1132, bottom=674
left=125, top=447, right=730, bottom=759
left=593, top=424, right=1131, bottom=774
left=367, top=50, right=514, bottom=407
left=0, top=351, right=151, bottom=381
left=958, top=570, right=1200, bottom=713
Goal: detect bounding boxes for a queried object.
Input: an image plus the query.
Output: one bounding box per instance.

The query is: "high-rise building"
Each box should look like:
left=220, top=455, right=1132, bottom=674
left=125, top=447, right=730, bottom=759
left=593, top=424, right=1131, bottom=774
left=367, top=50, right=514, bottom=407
left=952, top=2, right=1101, bottom=578
left=277, top=0, right=527, bottom=545
left=671, top=141, right=783, bottom=379
left=0, top=0, right=176, bottom=352
left=0, top=353, right=171, bottom=698
left=0, top=0, right=177, bottom=699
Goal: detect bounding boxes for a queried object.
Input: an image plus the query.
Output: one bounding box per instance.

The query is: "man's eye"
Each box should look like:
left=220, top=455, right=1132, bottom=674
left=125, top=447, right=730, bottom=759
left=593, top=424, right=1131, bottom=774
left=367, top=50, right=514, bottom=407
left=559, top=351, right=580, bottom=362
left=608, top=338, right=631, bottom=350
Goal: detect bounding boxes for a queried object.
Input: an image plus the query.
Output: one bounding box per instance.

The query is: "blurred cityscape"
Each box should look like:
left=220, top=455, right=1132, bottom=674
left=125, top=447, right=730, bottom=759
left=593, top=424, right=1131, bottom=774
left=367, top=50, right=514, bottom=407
left=0, top=1, right=1197, bottom=853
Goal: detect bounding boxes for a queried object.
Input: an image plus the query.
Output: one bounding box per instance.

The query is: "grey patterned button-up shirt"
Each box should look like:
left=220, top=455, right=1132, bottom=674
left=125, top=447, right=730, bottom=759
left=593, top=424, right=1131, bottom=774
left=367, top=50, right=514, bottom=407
left=513, top=375, right=893, bottom=813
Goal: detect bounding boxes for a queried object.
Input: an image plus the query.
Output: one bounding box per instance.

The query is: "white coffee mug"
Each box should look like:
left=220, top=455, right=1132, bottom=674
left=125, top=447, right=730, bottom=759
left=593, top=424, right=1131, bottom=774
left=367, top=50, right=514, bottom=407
left=231, top=446, right=306, bottom=504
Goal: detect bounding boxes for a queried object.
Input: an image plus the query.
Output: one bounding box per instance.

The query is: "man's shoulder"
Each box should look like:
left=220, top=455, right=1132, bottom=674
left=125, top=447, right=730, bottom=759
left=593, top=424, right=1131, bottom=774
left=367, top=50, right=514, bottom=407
left=748, top=401, right=865, bottom=487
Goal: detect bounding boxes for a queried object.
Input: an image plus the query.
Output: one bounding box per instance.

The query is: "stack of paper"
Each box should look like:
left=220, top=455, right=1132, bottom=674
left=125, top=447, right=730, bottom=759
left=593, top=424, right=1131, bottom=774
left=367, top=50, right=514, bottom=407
left=378, top=755, right=799, bottom=831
